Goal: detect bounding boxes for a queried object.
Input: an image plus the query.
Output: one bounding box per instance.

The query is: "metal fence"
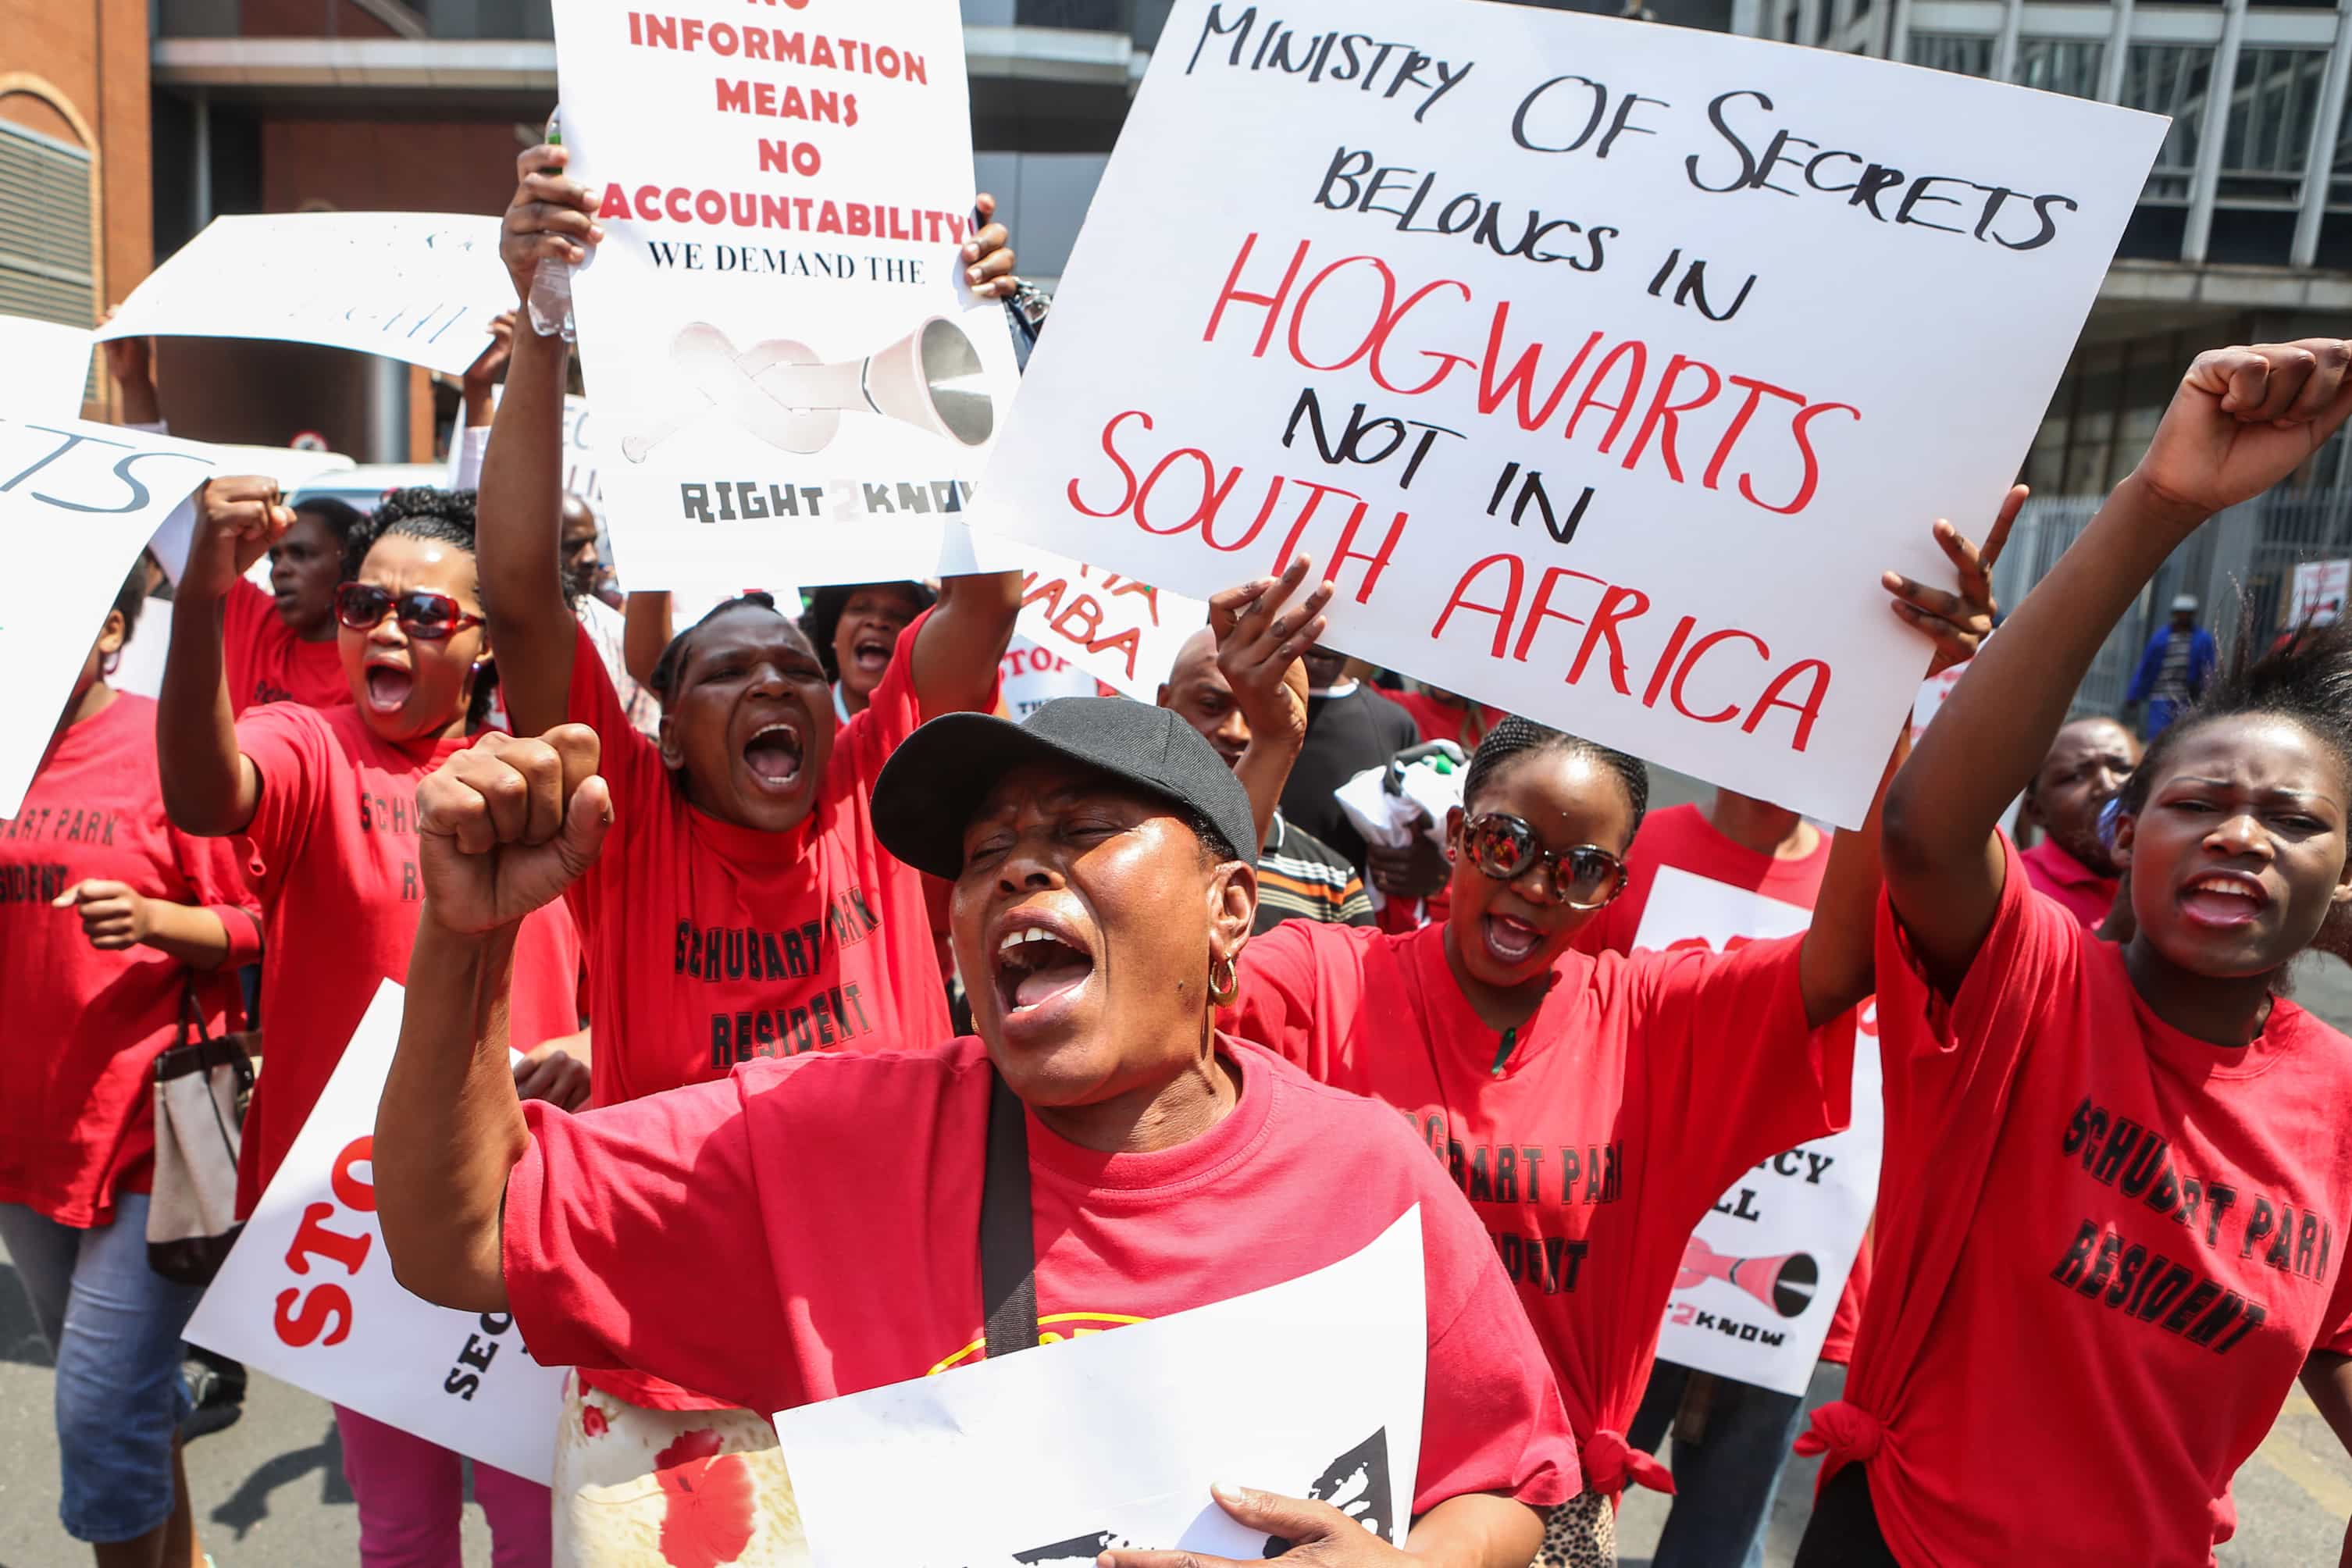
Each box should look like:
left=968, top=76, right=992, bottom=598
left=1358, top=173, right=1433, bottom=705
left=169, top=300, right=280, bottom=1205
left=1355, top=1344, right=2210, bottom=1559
left=1997, top=471, right=2352, bottom=724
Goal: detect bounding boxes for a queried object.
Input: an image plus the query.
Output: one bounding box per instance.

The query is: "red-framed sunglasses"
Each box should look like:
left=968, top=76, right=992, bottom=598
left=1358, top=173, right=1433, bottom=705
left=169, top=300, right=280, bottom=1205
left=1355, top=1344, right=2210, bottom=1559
left=333, top=583, right=485, bottom=641
left=1462, top=812, right=1627, bottom=909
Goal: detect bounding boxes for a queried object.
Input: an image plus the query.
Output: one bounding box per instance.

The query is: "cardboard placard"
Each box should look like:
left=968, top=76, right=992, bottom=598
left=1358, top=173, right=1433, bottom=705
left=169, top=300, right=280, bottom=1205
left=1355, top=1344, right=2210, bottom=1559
left=970, top=0, right=2166, bottom=827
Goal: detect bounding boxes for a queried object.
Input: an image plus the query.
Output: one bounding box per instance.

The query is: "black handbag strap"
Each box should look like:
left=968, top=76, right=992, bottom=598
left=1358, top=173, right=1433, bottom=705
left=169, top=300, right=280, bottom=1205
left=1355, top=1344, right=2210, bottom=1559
left=980, top=1069, right=1039, bottom=1361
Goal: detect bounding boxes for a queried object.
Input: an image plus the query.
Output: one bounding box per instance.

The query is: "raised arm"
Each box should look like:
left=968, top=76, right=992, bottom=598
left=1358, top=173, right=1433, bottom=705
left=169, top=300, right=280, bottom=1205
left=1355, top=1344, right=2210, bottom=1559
left=622, top=591, right=673, bottom=690
left=1206, top=558, right=1333, bottom=846
left=1798, top=494, right=2018, bottom=1025
left=476, top=142, right=603, bottom=737
left=1882, top=341, right=2352, bottom=991
left=376, top=724, right=609, bottom=1312
left=907, top=568, right=1022, bottom=722
left=157, top=477, right=290, bottom=835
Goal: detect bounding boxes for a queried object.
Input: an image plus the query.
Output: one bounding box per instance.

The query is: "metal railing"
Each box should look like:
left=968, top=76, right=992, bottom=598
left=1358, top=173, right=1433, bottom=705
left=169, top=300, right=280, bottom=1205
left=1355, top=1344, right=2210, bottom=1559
left=1997, top=463, right=2352, bottom=721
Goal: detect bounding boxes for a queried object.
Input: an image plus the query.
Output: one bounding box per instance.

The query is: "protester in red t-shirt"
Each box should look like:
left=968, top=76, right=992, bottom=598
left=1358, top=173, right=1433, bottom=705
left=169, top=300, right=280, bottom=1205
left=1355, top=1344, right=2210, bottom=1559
left=107, top=323, right=362, bottom=716
left=372, top=694, right=1580, bottom=1566
left=1213, top=525, right=2004, bottom=1565
left=476, top=137, right=1028, bottom=1542
left=2015, top=715, right=2142, bottom=931
left=156, top=479, right=586, bottom=1566
left=1793, top=340, right=2352, bottom=1568
left=1570, top=787, right=1865, bottom=1568
left=0, top=565, right=258, bottom=1566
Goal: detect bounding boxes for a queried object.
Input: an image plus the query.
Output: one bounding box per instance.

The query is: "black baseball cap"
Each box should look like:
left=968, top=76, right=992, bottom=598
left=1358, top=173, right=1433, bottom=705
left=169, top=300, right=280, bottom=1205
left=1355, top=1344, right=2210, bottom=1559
left=871, top=697, right=1260, bottom=881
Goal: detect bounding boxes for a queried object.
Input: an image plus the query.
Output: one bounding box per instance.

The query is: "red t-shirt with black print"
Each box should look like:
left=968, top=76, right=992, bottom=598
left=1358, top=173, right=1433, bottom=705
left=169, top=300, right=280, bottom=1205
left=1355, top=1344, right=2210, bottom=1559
left=1225, top=918, right=1855, bottom=1497
left=503, top=1035, right=1581, bottom=1516
left=0, top=694, right=261, bottom=1227
left=1809, top=842, right=2352, bottom=1564
left=223, top=577, right=350, bottom=715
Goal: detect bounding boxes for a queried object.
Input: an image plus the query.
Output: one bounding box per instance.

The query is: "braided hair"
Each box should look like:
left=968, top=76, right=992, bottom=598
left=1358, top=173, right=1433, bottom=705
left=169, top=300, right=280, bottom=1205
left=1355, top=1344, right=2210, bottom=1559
left=342, top=487, right=497, bottom=728
left=1463, top=715, right=1650, bottom=839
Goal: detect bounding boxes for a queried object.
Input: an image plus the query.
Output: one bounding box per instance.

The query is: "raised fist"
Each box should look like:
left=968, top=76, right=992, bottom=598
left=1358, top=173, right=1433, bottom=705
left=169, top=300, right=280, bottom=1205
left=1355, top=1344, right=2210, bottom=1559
left=182, top=476, right=295, bottom=604
left=417, top=726, right=611, bottom=934
left=500, top=143, right=602, bottom=315
left=2134, top=340, right=2352, bottom=524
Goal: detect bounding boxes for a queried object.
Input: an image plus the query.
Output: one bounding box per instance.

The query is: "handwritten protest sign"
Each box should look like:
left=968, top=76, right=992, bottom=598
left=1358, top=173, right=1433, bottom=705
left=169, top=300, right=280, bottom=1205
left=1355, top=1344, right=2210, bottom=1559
left=972, top=0, right=2165, bottom=827
left=1637, top=868, right=1882, bottom=1395
left=0, top=418, right=337, bottom=818
left=185, top=982, right=566, bottom=1483
left=552, top=0, right=1019, bottom=590
left=775, top=1206, right=1424, bottom=1566
left=1010, top=548, right=1207, bottom=702
left=0, top=314, right=94, bottom=419
left=97, top=213, right=508, bottom=378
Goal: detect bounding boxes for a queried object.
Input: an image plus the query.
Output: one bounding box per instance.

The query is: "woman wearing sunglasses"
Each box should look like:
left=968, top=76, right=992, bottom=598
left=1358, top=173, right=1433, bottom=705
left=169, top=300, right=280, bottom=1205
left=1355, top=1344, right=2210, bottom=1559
left=158, top=479, right=586, bottom=1568
left=1218, top=526, right=2000, bottom=1565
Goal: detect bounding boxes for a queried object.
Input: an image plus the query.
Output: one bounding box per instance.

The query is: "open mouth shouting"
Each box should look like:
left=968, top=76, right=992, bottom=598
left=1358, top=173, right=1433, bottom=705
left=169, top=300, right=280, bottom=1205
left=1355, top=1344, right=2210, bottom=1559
left=992, top=909, right=1096, bottom=1032
left=363, top=658, right=415, bottom=715
left=742, top=719, right=805, bottom=794
left=2179, top=869, right=2270, bottom=929
left=850, top=633, right=895, bottom=678
left=1481, top=911, right=1545, bottom=968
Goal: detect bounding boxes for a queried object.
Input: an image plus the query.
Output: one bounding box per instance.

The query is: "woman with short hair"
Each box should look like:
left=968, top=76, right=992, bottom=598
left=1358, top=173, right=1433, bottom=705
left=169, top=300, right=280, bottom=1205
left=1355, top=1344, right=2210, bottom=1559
left=373, top=697, right=1586, bottom=1566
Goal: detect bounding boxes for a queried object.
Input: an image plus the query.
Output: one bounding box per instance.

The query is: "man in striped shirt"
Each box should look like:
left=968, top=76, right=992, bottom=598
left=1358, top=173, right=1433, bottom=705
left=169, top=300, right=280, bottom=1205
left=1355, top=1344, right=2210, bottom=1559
left=1158, top=628, right=1374, bottom=935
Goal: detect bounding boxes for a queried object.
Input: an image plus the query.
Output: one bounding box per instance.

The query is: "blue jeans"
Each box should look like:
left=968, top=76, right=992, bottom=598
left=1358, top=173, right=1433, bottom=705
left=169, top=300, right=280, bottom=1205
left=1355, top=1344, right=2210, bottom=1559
left=1628, top=1360, right=1809, bottom=1568
left=0, top=1194, right=201, bottom=1543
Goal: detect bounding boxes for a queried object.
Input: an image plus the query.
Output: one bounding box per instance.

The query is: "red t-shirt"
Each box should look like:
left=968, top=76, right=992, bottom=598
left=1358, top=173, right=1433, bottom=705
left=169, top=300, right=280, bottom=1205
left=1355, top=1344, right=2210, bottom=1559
left=2018, top=834, right=2120, bottom=931
left=1225, top=918, right=1854, bottom=1496
left=1573, top=802, right=1833, bottom=957
left=0, top=695, right=262, bottom=1228
left=504, top=1034, right=1580, bottom=1514
left=1572, top=800, right=1870, bottom=1365
left=1380, top=688, right=1505, bottom=750
left=561, top=609, right=985, bottom=1407
left=1805, top=842, right=2352, bottom=1565
left=223, top=577, right=350, bottom=715
left=233, top=702, right=581, bottom=1216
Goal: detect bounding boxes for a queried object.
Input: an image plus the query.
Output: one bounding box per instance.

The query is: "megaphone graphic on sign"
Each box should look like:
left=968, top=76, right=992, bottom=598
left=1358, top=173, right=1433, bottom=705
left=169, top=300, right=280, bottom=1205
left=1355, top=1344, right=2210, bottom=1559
left=619, top=317, right=995, bottom=463
left=1674, top=1237, right=1819, bottom=1319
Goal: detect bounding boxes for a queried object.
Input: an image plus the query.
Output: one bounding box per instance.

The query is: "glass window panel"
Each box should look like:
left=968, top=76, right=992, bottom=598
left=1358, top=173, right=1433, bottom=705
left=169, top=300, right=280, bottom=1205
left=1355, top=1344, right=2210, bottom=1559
left=2124, top=44, right=2212, bottom=204
left=2218, top=48, right=2325, bottom=205
left=2015, top=37, right=2103, bottom=101
left=1908, top=32, right=1994, bottom=79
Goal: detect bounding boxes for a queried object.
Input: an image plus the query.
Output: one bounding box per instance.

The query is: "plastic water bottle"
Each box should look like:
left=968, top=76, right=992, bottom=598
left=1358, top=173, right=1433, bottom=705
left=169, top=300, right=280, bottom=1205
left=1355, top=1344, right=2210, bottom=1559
left=526, top=109, right=576, bottom=343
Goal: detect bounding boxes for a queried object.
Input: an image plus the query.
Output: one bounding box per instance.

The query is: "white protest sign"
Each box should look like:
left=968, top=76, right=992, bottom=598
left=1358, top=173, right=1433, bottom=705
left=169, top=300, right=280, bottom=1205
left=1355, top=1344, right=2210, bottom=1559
left=0, top=314, right=94, bottom=418
left=553, top=0, right=1020, bottom=589
left=0, top=418, right=337, bottom=818
left=971, top=0, right=2165, bottom=828
left=97, top=213, right=508, bottom=378
left=775, top=1206, right=1425, bottom=1566
left=185, top=982, right=566, bottom=1484
left=1012, top=550, right=1207, bottom=703
left=1636, top=867, right=1882, bottom=1395
left=2288, top=560, right=2350, bottom=628
left=1000, top=635, right=1104, bottom=718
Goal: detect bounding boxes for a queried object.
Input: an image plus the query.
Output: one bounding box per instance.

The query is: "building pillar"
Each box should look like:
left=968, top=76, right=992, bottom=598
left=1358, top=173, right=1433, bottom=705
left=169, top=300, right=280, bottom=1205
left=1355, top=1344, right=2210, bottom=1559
left=2098, top=0, right=2135, bottom=103
left=1887, top=0, right=1913, bottom=65
left=1992, top=0, right=2024, bottom=81
left=190, top=88, right=212, bottom=236
left=2291, top=0, right=2352, bottom=266
left=366, top=353, right=410, bottom=465
left=2184, top=0, right=2249, bottom=264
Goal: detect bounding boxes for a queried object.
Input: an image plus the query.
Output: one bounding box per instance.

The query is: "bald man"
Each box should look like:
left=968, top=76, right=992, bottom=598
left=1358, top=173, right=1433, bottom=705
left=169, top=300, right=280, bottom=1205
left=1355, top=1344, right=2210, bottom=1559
left=2019, top=715, right=2142, bottom=928
left=1158, top=627, right=1372, bottom=933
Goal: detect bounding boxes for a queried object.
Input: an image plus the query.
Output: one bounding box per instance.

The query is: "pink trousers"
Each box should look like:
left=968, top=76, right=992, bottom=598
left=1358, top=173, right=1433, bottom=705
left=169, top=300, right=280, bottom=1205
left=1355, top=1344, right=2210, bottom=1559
left=333, top=1405, right=551, bottom=1567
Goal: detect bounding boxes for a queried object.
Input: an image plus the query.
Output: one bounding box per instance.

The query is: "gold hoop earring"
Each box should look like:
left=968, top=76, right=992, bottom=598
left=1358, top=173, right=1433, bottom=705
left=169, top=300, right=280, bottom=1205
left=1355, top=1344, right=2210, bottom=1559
left=1208, top=953, right=1239, bottom=1007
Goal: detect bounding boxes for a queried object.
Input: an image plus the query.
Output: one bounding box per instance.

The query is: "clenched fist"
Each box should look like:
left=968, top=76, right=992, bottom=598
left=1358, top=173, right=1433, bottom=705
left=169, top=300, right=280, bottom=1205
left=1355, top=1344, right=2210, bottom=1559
left=181, top=476, right=296, bottom=605
left=2134, top=340, right=2352, bottom=526
left=417, top=726, right=611, bottom=934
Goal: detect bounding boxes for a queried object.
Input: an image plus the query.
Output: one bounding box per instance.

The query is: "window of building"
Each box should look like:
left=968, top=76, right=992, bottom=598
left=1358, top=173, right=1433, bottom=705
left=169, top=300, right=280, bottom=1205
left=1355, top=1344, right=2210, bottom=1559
left=2218, top=47, right=2327, bottom=205
left=0, top=120, right=96, bottom=336
left=2014, top=37, right=2103, bottom=101
left=2123, top=43, right=2214, bottom=204
left=1908, top=33, right=1994, bottom=79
